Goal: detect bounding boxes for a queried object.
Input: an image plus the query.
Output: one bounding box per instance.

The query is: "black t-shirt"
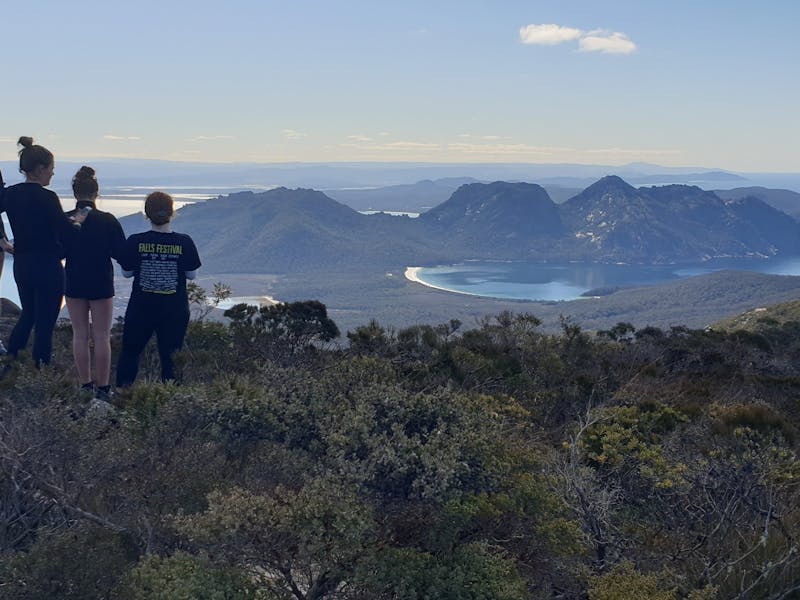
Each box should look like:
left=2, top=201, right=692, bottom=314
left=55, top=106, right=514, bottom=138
left=63, top=202, right=127, bottom=300
left=120, top=230, right=201, bottom=306
left=0, top=182, right=76, bottom=256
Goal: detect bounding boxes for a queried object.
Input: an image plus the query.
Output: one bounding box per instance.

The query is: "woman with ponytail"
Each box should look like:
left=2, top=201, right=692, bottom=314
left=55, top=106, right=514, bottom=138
left=63, top=166, right=126, bottom=400
left=0, top=137, right=81, bottom=366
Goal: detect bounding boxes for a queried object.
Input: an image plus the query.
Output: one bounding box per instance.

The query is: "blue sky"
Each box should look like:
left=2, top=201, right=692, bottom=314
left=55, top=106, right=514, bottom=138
left=2, top=0, right=798, bottom=171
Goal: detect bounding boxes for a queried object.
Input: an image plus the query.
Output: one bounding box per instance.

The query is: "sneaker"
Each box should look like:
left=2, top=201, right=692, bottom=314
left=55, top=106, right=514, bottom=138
left=0, top=362, right=13, bottom=380
left=79, top=382, right=96, bottom=400
left=95, top=385, right=113, bottom=402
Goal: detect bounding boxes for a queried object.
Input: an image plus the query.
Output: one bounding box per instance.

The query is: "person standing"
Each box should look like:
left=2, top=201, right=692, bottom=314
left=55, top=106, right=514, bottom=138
left=0, top=168, right=12, bottom=353
left=63, top=166, right=126, bottom=400
left=0, top=137, right=80, bottom=366
left=116, top=191, right=201, bottom=386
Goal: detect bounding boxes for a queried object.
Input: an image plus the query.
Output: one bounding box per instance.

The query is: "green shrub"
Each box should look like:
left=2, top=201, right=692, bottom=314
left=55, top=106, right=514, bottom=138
left=0, top=526, right=138, bottom=600
left=117, top=551, right=258, bottom=600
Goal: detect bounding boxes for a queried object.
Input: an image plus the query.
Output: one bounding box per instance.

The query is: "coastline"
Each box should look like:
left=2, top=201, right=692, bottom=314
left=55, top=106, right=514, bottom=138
left=215, top=295, right=279, bottom=310
left=404, top=266, right=483, bottom=298
left=404, top=265, right=593, bottom=303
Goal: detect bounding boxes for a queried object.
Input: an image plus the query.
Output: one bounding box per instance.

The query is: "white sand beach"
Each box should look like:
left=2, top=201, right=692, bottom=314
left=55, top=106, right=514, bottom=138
left=215, top=295, right=278, bottom=311
left=404, top=266, right=481, bottom=298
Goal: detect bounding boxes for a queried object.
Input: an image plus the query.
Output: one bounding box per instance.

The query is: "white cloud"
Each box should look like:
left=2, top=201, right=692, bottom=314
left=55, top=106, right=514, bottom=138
left=448, top=142, right=567, bottom=156
left=445, top=142, right=679, bottom=162
left=104, top=134, right=141, bottom=141
left=186, top=135, right=235, bottom=142
left=282, top=129, right=307, bottom=140
left=520, top=24, right=637, bottom=55
left=579, top=31, right=637, bottom=54
left=339, top=140, right=441, bottom=153
left=520, top=23, right=583, bottom=45
left=347, top=134, right=373, bottom=142
left=458, top=134, right=512, bottom=141
left=0, top=137, right=13, bottom=143
left=383, top=141, right=439, bottom=150
left=585, top=146, right=679, bottom=157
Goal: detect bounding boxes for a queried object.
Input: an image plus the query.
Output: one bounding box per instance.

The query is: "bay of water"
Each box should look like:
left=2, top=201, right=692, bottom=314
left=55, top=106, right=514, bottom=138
left=414, top=257, right=800, bottom=302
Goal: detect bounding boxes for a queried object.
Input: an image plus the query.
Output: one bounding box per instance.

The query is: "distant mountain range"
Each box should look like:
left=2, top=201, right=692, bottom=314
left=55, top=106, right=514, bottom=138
left=714, top=186, right=800, bottom=220
left=3, top=159, right=794, bottom=193
left=324, top=178, right=479, bottom=213
left=558, top=176, right=800, bottom=263
left=120, top=176, right=800, bottom=274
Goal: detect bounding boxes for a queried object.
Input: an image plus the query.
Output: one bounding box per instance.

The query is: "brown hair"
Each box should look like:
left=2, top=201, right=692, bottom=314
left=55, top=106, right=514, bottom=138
left=72, top=166, right=99, bottom=200
left=17, top=136, right=54, bottom=175
left=145, top=191, right=174, bottom=225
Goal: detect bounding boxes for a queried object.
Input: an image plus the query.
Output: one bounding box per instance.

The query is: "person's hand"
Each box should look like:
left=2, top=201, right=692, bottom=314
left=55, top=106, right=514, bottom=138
left=0, top=238, right=14, bottom=254
left=72, top=207, right=90, bottom=225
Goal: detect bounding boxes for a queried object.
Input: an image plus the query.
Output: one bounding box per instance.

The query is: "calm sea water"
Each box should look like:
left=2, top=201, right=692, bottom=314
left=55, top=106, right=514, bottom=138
left=414, top=257, right=800, bottom=302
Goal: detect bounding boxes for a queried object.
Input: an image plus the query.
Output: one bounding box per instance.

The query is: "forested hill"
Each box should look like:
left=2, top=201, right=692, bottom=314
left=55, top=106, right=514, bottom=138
left=559, top=175, right=800, bottom=262
left=121, top=187, right=443, bottom=272
left=120, top=176, right=800, bottom=274
left=418, top=181, right=565, bottom=255
left=2, top=295, right=800, bottom=598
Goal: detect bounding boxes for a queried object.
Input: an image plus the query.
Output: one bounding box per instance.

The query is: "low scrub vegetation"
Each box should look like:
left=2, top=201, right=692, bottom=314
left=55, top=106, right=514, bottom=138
left=2, top=292, right=800, bottom=599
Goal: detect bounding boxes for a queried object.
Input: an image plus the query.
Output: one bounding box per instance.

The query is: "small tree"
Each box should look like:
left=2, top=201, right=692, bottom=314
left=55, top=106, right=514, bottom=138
left=188, top=281, right=232, bottom=321
left=225, top=300, right=340, bottom=363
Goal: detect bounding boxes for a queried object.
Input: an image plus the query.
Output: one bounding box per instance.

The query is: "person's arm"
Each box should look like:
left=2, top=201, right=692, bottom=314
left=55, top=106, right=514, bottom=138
left=118, top=235, right=138, bottom=277
left=109, top=216, right=128, bottom=264
left=47, top=189, right=80, bottom=248
left=0, top=169, right=9, bottom=246
left=180, top=235, right=202, bottom=278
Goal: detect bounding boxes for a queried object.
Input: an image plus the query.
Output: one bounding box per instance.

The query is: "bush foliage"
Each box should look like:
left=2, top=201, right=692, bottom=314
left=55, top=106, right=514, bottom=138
left=2, top=296, right=800, bottom=599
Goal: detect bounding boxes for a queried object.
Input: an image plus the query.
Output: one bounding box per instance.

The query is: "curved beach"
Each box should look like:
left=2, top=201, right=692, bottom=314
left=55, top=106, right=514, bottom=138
left=215, top=295, right=279, bottom=311
left=404, top=266, right=482, bottom=298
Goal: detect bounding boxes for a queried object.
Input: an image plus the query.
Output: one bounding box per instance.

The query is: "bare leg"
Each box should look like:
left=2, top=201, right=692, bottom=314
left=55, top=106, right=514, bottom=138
left=0, top=250, right=4, bottom=318
left=65, top=297, right=92, bottom=385
left=88, top=298, right=114, bottom=387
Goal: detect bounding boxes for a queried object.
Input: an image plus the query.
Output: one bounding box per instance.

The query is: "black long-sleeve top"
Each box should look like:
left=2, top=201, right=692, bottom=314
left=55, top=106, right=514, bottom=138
left=0, top=167, right=3, bottom=240
left=63, top=201, right=127, bottom=299
left=0, top=181, right=76, bottom=257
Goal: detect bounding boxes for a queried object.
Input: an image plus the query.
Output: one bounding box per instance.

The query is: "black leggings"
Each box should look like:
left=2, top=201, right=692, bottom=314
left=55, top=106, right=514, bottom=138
left=116, top=297, right=190, bottom=386
left=8, top=254, right=65, bottom=366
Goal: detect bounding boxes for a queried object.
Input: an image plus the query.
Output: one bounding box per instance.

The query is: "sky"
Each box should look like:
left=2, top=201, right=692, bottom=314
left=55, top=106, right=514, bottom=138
left=1, top=0, right=798, bottom=172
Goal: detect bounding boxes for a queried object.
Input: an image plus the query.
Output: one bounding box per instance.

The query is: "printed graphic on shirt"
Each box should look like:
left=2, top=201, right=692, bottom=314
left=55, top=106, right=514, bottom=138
left=138, top=242, right=184, bottom=294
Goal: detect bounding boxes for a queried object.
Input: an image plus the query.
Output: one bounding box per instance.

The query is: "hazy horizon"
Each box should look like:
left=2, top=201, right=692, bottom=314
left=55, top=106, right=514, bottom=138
left=3, top=158, right=800, bottom=193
